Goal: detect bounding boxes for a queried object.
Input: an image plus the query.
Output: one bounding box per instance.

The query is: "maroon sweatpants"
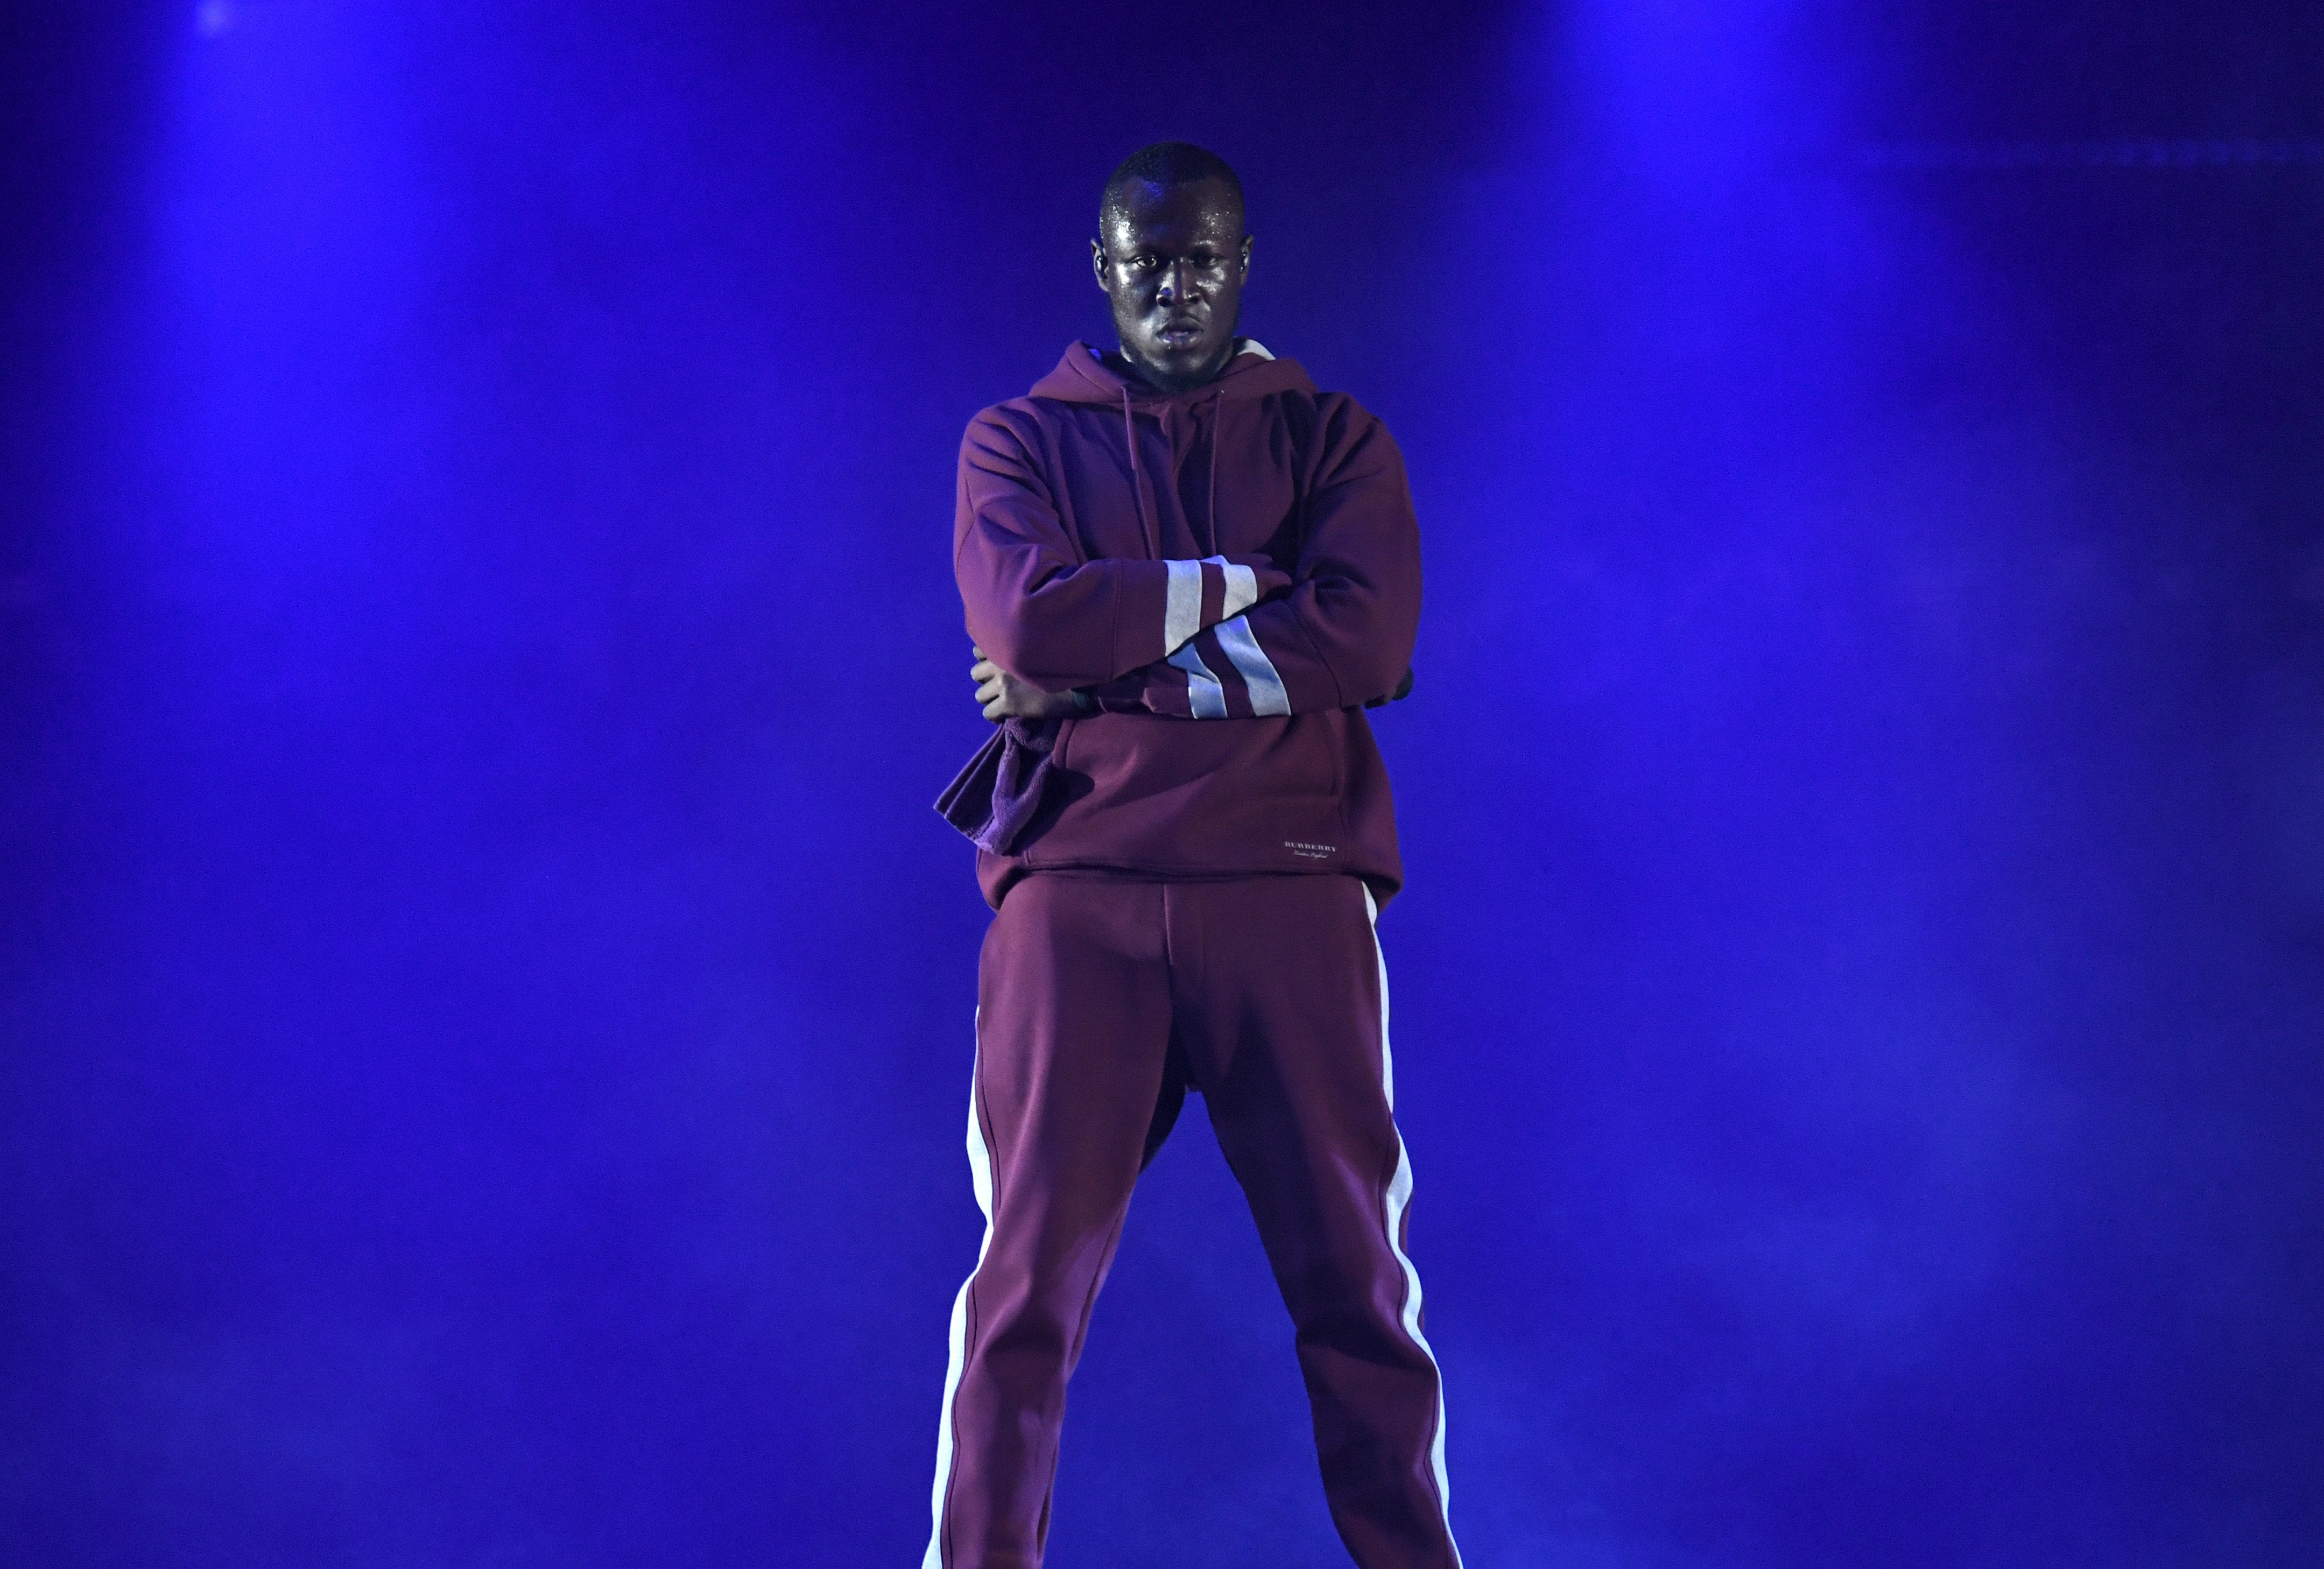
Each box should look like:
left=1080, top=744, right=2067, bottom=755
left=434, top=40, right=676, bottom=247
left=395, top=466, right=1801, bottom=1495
left=922, top=873, right=1461, bottom=1569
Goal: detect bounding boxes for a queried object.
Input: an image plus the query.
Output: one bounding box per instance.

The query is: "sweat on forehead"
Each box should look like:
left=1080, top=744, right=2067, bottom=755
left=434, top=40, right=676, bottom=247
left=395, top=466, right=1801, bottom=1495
left=1100, top=140, right=1245, bottom=231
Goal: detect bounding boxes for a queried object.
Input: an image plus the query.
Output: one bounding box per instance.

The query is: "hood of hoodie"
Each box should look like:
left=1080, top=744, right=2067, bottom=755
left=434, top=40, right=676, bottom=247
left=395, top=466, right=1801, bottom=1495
left=1024, top=339, right=1322, bottom=564
left=1030, top=339, right=1317, bottom=407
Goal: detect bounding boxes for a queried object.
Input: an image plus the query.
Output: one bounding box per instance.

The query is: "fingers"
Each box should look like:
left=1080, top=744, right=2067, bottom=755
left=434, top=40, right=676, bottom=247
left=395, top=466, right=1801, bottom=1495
left=968, top=652, right=1016, bottom=722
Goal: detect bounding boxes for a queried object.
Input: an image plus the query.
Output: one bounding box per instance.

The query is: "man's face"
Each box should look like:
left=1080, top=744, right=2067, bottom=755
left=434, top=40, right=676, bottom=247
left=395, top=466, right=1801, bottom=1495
left=1092, top=178, right=1251, bottom=393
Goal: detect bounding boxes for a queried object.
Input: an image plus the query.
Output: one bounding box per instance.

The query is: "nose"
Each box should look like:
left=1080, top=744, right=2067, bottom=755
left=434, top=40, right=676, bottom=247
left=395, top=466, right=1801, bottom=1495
left=1155, top=258, right=1195, bottom=302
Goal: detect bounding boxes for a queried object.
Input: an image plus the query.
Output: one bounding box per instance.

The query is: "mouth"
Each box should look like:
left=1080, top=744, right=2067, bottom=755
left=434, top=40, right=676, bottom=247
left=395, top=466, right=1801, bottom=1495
left=1154, top=318, right=1206, bottom=349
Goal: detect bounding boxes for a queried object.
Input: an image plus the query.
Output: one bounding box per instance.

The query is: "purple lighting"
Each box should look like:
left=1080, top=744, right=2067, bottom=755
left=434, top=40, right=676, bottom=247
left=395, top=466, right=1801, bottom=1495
left=3, top=2, right=2320, bottom=1566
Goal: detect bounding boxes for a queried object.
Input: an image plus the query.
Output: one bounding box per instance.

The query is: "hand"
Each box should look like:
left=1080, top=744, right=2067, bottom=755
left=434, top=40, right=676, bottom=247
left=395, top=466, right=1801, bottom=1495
left=970, top=647, right=1085, bottom=722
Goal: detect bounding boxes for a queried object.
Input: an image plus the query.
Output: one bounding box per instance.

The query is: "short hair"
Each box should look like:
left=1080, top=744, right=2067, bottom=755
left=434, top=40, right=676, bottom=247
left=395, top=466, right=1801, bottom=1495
left=1100, top=142, right=1245, bottom=233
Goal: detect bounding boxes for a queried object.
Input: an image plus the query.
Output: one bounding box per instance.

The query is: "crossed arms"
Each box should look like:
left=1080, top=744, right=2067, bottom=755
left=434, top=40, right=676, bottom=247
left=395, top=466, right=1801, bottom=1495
left=954, top=403, right=1421, bottom=723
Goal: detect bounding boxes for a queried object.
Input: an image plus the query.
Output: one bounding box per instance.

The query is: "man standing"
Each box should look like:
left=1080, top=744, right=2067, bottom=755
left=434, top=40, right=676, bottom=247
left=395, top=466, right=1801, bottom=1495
left=927, top=142, right=1458, bottom=1569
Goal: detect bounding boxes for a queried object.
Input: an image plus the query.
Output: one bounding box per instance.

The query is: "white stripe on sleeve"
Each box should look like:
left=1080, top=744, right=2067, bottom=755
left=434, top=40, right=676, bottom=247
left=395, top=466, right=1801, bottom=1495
left=1214, top=616, right=1290, bottom=716
left=1167, top=641, right=1229, bottom=719
left=1203, top=554, right=1260, bottom=617
left=1162, top=559, right=1203, bottom=654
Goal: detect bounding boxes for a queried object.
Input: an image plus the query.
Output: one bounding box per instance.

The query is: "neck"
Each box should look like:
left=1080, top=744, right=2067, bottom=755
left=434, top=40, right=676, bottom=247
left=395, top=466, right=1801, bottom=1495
left=1110, top=342, right=1236, bottom=395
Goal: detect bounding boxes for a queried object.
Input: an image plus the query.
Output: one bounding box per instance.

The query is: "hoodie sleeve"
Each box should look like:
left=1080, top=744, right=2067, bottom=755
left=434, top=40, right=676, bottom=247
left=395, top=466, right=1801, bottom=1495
left=1086, top=399, right=1420, bottom=719
left=955, top=409, right=1293, bottom=692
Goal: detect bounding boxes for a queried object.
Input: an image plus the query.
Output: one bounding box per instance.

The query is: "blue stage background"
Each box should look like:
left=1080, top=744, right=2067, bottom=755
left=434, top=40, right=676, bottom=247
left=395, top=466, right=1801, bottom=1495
left=5, top=3, right=2321, bottom=1565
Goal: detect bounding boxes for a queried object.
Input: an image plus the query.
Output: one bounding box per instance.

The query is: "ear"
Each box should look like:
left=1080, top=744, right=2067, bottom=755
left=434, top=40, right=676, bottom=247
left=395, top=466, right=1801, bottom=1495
left=1238, top=233, right=1253, bottom=280
left=1091, top=238, right=1108, bottom=292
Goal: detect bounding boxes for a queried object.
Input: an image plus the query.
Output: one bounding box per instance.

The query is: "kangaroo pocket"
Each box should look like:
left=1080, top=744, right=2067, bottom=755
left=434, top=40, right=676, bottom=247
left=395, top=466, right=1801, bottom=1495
left=1024, top=711, right=1347, bottom=873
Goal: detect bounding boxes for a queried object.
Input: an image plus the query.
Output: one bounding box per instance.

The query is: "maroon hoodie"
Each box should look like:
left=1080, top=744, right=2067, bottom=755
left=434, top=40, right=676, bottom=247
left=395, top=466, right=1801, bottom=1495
left=938, top=339, right=1420, bottom=909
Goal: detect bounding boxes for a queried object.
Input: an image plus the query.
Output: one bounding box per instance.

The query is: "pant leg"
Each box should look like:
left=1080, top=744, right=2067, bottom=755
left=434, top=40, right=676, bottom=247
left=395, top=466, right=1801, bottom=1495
left=924, top=876, right=1177, bottom=1569
left=1167, top=876, right=1463, bottom=1569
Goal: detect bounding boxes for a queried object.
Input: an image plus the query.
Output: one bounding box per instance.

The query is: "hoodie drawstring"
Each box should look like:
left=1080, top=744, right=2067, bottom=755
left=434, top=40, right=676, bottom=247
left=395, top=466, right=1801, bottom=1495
left=1120, top=377, right=1231, bottom=560
left=1122, top=387, right=1158, bottom=559
left=1204, top=394, right=1222, bottom=557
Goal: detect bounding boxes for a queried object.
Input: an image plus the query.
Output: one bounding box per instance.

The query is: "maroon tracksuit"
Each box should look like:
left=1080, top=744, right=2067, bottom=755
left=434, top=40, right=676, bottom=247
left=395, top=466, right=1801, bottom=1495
left=928, top=342, right=1459, bottom=1568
